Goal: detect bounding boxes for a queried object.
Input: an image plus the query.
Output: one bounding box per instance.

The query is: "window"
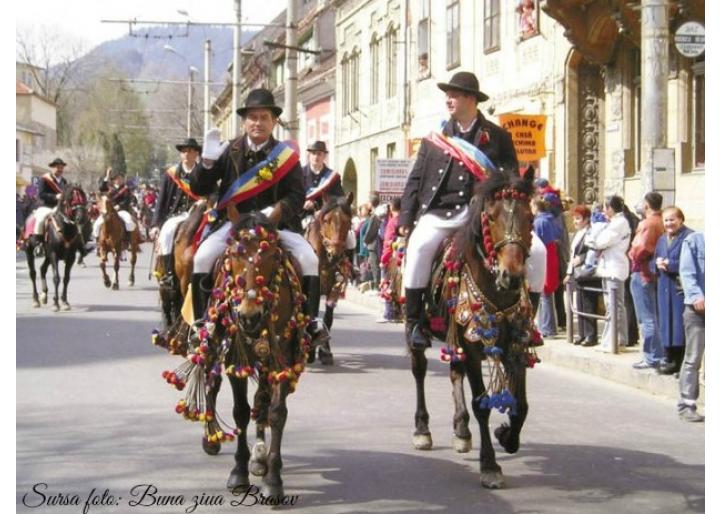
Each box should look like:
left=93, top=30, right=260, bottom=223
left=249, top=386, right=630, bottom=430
left=370, top=34, right=381, bottom=104
left=516, top=0, right=538, bottom=40
left=298, top=30, right=316, bottom=70
left=351, top=48, right=361, bottom=111
left=386, top=26, right=398, bottom=98
left=446, top=0, right=460, bottom=68
left=341, top=54, right=350, bottom=115
left=483, top=0, right=500, bottom=53
left=417, top=0, right=431, bottom=76
left=692, top=60, right=704, bottom=169
left=387, top=142, right=396, bottom=158
left=370, top=147, right=379, bottom=190
left=626, top=48, right=641, bottom=178
left=272, top=57, right=285, bottom=89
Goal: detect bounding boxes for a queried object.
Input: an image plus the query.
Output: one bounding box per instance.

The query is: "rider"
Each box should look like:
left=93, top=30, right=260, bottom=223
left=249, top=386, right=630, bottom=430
left=93, top=168, right=138, bottom=244
left=398, top=71, right=518, bottom=349
left=150, top=138, right=203, bottom=286
left=302, top=140, right=356, bottom=259
left=189, top=88, right=329, bottom=345
left=29, top=158, right=68, bottom=256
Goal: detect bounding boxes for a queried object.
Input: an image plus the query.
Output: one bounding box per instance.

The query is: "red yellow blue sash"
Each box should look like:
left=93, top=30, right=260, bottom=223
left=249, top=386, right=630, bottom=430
left=305, top=170, right=340, bottom=201
left=165, top=166, right=200, bottom=201
left=426, top=132, right=497, bottom=181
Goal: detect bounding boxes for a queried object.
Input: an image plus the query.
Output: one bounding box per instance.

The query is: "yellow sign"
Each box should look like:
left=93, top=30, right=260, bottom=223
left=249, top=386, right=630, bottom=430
left=498, top=114, right=547, bottom=161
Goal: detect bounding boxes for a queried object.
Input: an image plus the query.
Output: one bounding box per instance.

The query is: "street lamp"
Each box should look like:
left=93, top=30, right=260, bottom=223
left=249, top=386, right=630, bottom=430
left=164, top=44, right=198, bottom=138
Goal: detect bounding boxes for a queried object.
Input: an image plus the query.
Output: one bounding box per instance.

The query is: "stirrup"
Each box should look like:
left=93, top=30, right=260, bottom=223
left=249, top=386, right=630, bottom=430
left=307, top=319, right=330, bottom=346
left=406, top=322, right=431, bottom=350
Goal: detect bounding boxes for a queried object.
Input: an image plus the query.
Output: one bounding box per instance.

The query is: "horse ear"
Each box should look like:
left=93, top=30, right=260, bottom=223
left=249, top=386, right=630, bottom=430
left=346, top=191, right=354, bottom=207
left=522, top=165, right=535, bottom=183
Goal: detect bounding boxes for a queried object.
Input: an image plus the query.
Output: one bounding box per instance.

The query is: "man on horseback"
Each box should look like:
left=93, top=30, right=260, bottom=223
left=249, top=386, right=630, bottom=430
left=399, top=71, right=519, bottom=349
left=302, top=140, right=357, bottom=264
left=28, top=158, right=68, bottom=256
left=92, top=168, right=138, bottom=245
left=190, top=88, right=329, bottom=345
left=150, top=138, right=203, bottom=287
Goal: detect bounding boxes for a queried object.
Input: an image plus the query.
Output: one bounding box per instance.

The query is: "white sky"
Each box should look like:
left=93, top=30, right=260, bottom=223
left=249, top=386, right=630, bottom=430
left=15, top=0, right=288, bottom=53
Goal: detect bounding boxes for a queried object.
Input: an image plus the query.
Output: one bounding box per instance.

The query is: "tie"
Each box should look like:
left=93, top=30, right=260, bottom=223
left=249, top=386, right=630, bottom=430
left=246, top=150, right=266, bottom=166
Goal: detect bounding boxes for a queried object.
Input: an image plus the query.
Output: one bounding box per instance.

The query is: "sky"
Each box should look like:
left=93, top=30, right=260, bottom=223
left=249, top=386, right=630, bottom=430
left=16, top=0, right=288, bottom=55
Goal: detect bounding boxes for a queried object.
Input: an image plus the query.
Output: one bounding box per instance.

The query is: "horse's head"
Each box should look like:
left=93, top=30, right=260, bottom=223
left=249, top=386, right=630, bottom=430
left=318, top=191, right=353, bottom=260
left=62, top=185, right=89, bottom=224
left=461, top=167, right=535, bottom=291
left=219, top=212, right=285, bottom=334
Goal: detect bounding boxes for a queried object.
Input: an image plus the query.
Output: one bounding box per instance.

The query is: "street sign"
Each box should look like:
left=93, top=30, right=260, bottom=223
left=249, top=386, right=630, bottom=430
left=375, top=159, right=412, bottom=202
left=674, top=21, right=704, bottom=58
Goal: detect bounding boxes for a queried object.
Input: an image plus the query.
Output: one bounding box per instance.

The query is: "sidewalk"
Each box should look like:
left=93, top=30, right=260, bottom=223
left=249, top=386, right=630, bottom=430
left=342, top=285, right=702, bottom=405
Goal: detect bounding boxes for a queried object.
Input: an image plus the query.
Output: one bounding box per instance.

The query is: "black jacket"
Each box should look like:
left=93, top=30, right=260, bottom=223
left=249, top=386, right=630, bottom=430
left=38, top=173, right=67, bottom=208
left=190, top=136, right=305, bottom=232
left=151, top=162, right=199, bottom=228
left=399, top=111, right=518, bottom=228
left=98, top=179, right=134, bottom=211
left=302, top=164, right=344, bottom=211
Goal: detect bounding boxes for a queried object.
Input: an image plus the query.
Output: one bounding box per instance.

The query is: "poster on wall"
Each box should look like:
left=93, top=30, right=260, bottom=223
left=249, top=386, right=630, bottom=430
left=498, top=114, right=547, bottom=161
left=375, top=159, right=413, bottom=202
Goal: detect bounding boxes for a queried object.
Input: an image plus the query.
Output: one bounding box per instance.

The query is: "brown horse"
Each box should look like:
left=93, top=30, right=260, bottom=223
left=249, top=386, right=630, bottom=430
left=411, top=168, right=542, bottom=489
left=304, top=191, right=354, bottom=363
left=159, top=212, right=309, bottom=497
left=97, top=194, right=141, bottom=289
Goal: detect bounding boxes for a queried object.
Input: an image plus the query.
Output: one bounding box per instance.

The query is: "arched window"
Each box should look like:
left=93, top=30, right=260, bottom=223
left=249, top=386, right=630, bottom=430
left=370, top=33, right=381, bottom=104
left=341, top=53, right=350, bottom=115
left=386, top=25, right=398, bottom=98
left=351, top=47, right=361, bottom=112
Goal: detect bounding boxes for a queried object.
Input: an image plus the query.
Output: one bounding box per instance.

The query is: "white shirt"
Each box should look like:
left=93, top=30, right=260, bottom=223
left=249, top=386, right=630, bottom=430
left=246, top=137, right=270, bottom=152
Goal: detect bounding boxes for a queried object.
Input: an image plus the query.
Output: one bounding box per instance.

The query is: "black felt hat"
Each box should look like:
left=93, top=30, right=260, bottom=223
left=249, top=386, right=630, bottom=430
left=437, top=71, right=489, bottom=102
left=236, top=88, right=283, bottom=118
left=175, top=138, right=202, bottom=152
left=48, top=157, right=67, bottom=167
left=307, top=140, right=329, bottom=153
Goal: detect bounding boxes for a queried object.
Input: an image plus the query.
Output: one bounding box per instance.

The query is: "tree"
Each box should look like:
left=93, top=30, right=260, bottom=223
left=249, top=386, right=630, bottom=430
left=110, top=134, right=127, bottom=174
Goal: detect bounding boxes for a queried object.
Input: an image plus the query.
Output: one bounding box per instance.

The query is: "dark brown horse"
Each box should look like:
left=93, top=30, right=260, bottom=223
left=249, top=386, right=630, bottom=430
left=97, top=194, right=141, bottom=289
left=411, top=168, right=541, bottom=489
left=304, top=192, right=354, bottom=364
left=25, top=185, right=87, bottom=311
left=159, top=212, right=309, bottom=497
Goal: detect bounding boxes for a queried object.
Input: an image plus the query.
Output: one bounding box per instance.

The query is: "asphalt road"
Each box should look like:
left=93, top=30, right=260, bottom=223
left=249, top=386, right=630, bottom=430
left=16, top=245, right=705, bottom=513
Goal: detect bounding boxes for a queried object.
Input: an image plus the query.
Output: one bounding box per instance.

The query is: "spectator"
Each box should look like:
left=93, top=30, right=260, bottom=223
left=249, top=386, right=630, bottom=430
left=623, top=204, right=641, bottom=347
left=532, top=197, right=562, bottom=337
left=653, top=206, right=693, bottom=375
left=677, top=232, right=704, bottom=422
left=585, top=195, right=632, bottom=352
left=357, top=204, right=373, bottom=285
left=628, top=192, right=665, bottom=369
left=566, top=205, right=601, bottom=346
left=526, top=231, right=547, bottom=317
left=366, top=203, right=388, bottom=290
left=378, top=198, right=402, bottom=321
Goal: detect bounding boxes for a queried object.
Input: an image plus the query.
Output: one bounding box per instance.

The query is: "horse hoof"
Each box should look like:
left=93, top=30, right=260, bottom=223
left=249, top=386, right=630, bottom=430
left=32, top=299, right=40, bottom=308
left=40, top=293, right=48, bottom=304
left=249, top=442, right=268, bottom=476
left=201, top=437, right=221, bottom=456
left=480, top=470, right=505, bottom=489
left=52, top=304, right=60, bottom=312
left=319, top=351, right=334, bottom=366
left=226, top=471, right=250, bottom=492
left=128, top=279, right=135, bottom=287
left=452, top=435, right=472, bottom=453
left=412, top=433, right=433, bottom=450
left=112, top=283, right=119, bottom=291
left=494, top=424, right=520, bottom=454
left=104, top=279, right=111, bottom=288
left=261, top=482, right=284, bottom=499
left=61, top=302, right=71, bottom=311
left=249, top=460, right=268, bottom=477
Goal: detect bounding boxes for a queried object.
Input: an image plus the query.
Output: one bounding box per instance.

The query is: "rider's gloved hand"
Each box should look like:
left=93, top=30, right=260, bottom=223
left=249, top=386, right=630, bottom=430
left=201, top=128, right=229, bottom=162
left=149, top=227, right=160, bottom=240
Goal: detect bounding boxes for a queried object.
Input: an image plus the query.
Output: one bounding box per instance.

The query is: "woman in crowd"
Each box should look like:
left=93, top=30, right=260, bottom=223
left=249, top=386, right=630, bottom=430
left=532, top=197, right=562, bottom=337
left=653, top=206, right=693, bottom=375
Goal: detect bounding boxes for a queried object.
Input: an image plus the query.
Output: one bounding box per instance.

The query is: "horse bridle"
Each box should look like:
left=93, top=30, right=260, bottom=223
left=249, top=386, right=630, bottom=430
left=476, top=188, right=530, bottom=270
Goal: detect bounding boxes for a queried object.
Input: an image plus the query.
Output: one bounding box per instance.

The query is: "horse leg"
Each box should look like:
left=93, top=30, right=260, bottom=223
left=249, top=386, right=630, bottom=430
left=250, top=383, right=271, bottom=477
left=100, top=250, right=111, bottom=288
left=40, top=257, right=51, bottom=305
left=50, top=254, right=61, bottom=312
left=262, top=381, right=290, bottom=498
left=410, top=347, right=432, bottom=450
left=202, top=375, right=222, bottom=455
left=112, top=249, right=120, bottom=290
left=226, top=375, right=251, bottom=492
left=494, top=363, right=528, bottom=455
left=450, top=361, right=472, bottom=453
left=464, top=346, right=504, bottom=489
left=27, top=249, right=41, bottom=308
left=60, top=255, right=73, bottom=310
left=128, top=243, right=137, bottom=286
left=323, top=303, right=334, bottom=331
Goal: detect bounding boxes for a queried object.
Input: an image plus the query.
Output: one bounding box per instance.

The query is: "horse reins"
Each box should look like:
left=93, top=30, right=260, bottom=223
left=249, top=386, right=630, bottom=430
left=477, top=188, right=530, bottom=270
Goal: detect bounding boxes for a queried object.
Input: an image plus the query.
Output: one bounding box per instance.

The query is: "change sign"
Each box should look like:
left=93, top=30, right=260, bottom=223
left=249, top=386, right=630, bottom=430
left=498, top=114, right=547, bottom=161
left=674, top=21, right=704, bottom=58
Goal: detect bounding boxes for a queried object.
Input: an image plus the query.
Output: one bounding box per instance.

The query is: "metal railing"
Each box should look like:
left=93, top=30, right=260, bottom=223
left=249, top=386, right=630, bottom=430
left=565, top=280, right=619, bottom=354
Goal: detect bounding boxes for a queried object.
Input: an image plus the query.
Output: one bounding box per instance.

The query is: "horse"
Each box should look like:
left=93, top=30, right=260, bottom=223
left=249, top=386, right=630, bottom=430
left=379, top=235, right=407, bottom=322
left=96, top=194, right=141, bottom=289
left=304, top=191, right=354, bottom=364
left=25, top=185, right=87, bottom=311
left=410, top=167, right=542, bottom=489
left=70, top=189, right=92, bottom=267
left=158, top=212, right=309, bottom=497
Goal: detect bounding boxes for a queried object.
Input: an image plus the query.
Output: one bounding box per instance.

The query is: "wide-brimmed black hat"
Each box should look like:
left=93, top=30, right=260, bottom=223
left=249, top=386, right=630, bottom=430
left=175, top=138, right=202, bottom=152
left=48, top=157, right=67, bottom=167
left=437, top=71, right=489, bottom=102
left=307, top=140, right=328, bottom=153
left=236, top=88, right=283, bottom=118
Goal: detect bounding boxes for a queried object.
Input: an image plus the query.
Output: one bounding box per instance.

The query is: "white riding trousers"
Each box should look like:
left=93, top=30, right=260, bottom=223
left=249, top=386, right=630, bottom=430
left=32, top=207, right=54, bottom=235
left=93, top=210, right=137, bottom=238
left=403, top=207, right=469, bottom=289
left=158, top=212, right=190, bottom=255
left=193, top=220, right=319, bottom=276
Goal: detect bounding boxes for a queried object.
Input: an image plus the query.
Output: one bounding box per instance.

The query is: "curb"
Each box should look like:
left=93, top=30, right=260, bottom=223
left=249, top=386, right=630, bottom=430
left=341, top=285, right=702, bottom=404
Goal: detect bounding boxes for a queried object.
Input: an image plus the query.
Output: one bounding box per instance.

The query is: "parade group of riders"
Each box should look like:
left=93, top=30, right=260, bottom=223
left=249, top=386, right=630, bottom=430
left=21, top=72, right=542, bottom=492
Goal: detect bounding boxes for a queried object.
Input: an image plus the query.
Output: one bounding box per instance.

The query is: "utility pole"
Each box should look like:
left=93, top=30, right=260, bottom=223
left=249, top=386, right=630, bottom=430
left=640, top=0, right=669, bottom=194
left=204, top=39, right=212, bottom=134
left=232, top=0, right=242, bottom=137
left=187, top=67, right=196, bottom=137
left=284, top=0, right=298, bottom=140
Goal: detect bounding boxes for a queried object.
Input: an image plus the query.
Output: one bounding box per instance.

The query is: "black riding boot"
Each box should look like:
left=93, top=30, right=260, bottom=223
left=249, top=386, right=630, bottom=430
left=405, top=287, right=431, bottom=349
left=303, top=276, right=331, bottom=361
left=160, top=254, right=176, bottom=287
left=191, top=273, right=211, bottom=323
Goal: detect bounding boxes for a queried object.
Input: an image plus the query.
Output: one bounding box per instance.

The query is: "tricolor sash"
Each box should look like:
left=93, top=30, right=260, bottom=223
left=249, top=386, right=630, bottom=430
left=42, top=173, right=63, bottom=194
left=305, top=170, right=340, bottom=201
left=426, top=132, right=497, bottom=181
left=165, top=166, right=200, bottom=201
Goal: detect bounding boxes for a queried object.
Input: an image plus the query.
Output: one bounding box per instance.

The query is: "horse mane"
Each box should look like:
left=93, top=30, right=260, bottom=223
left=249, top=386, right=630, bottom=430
left=454, top=169, right=535, bottom=257
left=231, top=211, right=277, bottom=233
left=319, top=195, right=352, bottom=217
